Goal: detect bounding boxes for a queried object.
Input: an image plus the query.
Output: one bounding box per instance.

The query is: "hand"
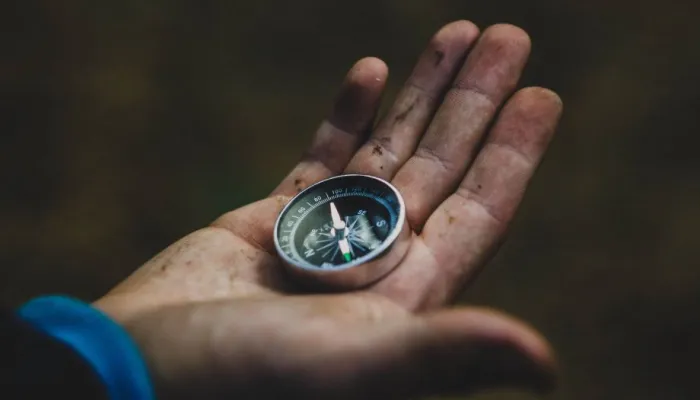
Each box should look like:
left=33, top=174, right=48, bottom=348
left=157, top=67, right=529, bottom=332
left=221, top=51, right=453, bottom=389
left=94, top=21, right=563, bottom=399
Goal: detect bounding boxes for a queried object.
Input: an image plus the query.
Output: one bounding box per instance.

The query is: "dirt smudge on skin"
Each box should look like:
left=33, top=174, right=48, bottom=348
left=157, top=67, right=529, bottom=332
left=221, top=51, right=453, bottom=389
left=434, top=50, right=445, bottom=66
left=394, top=101, right=416, bottom=124
left=372, top=145, right=383, bottom=156
left=274, top=195, right=290, bottom=209
left=294, top=178, right=304, bottom=192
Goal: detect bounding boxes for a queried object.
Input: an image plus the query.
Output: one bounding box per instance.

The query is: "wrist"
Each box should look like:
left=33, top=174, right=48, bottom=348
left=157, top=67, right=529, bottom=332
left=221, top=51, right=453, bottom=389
left=17, top=295, right=155, bottom=400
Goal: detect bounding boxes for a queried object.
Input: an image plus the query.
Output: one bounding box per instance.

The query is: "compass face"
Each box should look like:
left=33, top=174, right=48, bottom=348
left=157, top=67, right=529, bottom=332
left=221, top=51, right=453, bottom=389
left=274, top=174, right=404, bottom=271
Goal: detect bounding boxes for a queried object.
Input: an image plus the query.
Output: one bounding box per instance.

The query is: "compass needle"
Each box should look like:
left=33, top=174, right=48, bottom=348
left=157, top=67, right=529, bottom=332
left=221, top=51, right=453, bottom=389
left=330, top=202, right=345, bottom=230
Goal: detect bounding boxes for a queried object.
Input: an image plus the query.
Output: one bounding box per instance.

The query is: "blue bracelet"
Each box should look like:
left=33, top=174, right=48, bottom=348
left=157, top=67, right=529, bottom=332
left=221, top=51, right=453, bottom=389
left=17, top=295, right=154, bottom=400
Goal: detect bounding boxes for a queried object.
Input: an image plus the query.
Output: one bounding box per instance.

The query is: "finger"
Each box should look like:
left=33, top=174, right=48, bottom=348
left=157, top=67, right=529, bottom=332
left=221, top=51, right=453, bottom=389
left=345, top=20, right=479, bottom=179
left=391, top=24, right=532, bottom=231
left=315, top=307, right=557, bottom=399
left=375, top=87, right=563, bottom=310
left=271, top=57, right=388, bottom=196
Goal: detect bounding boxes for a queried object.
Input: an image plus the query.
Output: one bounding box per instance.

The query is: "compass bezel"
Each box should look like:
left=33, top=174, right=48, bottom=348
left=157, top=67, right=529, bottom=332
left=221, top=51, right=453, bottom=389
left=274, top=174, right=406, bottom=271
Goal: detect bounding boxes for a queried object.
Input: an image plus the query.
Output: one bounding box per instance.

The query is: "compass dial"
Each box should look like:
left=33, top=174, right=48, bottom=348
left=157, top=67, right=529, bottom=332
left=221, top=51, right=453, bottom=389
left=274, top=174, right=405, bottom=272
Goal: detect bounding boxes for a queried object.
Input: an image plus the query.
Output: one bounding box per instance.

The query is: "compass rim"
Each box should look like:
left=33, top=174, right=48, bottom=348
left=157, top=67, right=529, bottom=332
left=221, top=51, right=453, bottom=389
left=273, top=173, right=407, bottom=273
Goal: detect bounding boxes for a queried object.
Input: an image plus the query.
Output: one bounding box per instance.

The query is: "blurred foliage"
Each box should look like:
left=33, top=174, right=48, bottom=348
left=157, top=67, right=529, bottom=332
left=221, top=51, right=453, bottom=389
left=2, top=1, right=700, bottom=399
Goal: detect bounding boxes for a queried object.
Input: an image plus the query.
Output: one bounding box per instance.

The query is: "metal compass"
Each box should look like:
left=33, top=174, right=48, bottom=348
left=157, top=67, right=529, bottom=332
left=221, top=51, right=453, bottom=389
left=273, top=174, right=410, bottom=291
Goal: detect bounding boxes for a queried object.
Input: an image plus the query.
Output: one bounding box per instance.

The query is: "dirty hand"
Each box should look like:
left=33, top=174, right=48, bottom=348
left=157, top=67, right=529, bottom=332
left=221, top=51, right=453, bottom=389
left=94, top=21, right=563, bottom=400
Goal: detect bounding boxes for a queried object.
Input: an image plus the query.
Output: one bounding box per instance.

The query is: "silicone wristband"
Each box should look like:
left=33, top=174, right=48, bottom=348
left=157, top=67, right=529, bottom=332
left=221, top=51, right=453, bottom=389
left=17, top=295, right=154, bottom=400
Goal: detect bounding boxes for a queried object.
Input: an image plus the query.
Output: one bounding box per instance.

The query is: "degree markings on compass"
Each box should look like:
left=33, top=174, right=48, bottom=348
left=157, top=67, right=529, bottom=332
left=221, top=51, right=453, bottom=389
left=306, top=202, right=313, bottom=207
left=293, top=192, right=395, bottom=227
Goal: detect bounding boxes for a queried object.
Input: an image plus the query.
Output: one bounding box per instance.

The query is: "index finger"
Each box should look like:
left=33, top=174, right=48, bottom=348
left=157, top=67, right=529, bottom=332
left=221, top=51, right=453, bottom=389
left=271, top=57, right=388, bottom=196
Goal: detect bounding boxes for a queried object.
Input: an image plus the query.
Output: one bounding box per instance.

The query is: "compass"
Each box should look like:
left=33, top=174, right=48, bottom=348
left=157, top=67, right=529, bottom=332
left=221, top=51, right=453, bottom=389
left=273, top=174, right=410, bottom=291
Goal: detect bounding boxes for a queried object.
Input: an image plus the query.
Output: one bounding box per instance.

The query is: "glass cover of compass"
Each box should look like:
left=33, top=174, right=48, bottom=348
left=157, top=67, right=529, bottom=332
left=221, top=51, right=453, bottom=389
left=273, top=174, right=406, bottom=272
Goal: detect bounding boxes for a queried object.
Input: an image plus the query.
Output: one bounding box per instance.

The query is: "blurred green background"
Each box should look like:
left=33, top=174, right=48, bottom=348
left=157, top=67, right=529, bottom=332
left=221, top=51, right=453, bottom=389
left=2, top=1, right=700, bottom=399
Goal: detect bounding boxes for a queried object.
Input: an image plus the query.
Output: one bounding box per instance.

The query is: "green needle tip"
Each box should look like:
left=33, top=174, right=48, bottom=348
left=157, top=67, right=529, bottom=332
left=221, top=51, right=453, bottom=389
left=343, top=253, right=352, bottom=262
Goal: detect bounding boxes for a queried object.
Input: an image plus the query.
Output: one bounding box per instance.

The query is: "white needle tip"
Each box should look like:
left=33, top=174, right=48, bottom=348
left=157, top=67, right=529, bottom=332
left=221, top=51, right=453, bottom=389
left=330, top=202, right=345, bottom=229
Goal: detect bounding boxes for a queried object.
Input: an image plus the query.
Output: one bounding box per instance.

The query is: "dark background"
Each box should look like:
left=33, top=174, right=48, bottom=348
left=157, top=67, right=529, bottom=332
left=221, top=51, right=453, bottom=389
left=2, top=1, right=699, bottom=399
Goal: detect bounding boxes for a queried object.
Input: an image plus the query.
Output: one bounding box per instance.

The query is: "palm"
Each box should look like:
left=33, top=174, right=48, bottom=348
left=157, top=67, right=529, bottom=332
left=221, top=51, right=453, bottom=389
left=93, top=21, right=562, bottom=398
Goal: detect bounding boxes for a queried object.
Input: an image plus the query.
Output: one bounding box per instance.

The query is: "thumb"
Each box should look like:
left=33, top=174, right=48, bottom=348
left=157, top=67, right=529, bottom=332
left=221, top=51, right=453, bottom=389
left=344, top=307, right=557, bottom=399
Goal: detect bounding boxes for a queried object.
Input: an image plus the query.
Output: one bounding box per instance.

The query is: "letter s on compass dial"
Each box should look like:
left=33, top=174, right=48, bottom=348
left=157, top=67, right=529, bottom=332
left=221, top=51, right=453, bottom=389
left=273, top=174, right=410, bottom=291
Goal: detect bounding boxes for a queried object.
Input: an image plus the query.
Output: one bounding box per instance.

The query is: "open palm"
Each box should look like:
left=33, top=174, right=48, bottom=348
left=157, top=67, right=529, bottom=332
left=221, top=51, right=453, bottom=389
left=95, top=21, right=562, bottom=399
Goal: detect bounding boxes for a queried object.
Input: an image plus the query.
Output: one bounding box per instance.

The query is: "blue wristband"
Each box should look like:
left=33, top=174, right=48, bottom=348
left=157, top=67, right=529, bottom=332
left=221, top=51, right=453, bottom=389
left=17, top=295, right=154, bottom=400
